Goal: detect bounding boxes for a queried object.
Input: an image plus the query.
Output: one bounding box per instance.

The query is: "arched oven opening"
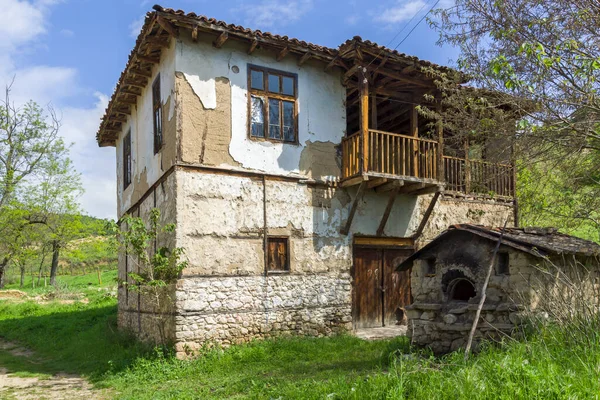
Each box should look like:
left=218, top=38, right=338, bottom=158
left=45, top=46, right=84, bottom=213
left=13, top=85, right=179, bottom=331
left=448, top=278, right=476, bottom=302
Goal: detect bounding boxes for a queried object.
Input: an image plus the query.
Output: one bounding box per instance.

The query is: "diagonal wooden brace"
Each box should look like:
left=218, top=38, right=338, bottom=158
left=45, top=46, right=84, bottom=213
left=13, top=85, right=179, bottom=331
left=340, top=181, right=366, bottom=235
left=412, top=192, right=441, bottom=240
left=376, top=187, right=400, bottom=236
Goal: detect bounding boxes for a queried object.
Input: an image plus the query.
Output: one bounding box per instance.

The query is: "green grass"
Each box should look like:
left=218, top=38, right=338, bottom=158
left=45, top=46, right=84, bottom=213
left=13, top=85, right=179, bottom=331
left=0, top=281, right=599, bottom=399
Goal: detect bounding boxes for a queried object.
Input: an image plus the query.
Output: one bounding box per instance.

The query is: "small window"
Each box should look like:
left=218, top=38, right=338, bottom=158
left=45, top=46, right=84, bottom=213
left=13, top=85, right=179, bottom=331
left=123, top=130, right=132, bottom=189
left=267, top=237, right=289, bottom=272
left=496, top=252, right=510, bottom=275
left=248, top=65, right=297, bottom=143
left=152, top=75, right=163, bottom=154
left=425, top=257, right=436, bottom=276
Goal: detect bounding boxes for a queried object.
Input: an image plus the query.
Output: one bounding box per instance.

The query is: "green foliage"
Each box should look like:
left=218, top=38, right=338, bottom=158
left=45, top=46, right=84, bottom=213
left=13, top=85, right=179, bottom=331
left=0, top=291, right=598, bottom=399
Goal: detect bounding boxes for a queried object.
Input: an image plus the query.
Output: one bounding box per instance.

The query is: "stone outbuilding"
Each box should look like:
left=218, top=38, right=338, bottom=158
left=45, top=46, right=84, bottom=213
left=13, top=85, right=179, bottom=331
left=398, top=224, right=600, bottom=354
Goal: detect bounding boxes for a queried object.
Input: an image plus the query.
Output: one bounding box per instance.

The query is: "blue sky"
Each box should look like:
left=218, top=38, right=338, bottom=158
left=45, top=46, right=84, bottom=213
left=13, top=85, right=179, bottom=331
left=1, top=0, right=457, bottom=219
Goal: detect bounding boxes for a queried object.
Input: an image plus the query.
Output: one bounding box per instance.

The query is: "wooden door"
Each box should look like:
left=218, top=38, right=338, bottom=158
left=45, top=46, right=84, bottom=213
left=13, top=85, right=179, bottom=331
left=352, top=247, right=383, bottom=329
left=353, top=247, right=413, bottom=328
left=382, top=249, right=413, bottom=326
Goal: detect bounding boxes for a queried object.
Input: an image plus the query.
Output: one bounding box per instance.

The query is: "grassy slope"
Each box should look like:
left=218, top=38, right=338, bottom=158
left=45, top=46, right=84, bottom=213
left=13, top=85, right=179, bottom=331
left=0, top=273, right=599, bottom=399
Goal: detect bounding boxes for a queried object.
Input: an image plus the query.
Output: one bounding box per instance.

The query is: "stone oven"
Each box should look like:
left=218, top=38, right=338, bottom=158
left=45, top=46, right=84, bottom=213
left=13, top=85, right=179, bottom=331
left=398, top=224, right=600, bottom=354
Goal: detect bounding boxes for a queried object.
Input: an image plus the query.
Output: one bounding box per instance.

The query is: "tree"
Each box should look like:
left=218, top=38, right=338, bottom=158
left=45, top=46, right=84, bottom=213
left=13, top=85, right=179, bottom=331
left=24, top=156, right=83, bottom=286
left=0, top=83, right=75, bottom=286
left=427, top=0, right=600, bottom=237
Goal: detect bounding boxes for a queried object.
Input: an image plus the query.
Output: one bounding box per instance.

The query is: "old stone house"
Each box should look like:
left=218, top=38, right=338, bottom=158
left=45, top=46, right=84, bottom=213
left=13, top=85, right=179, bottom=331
left=398, top=224, right=600, bottom=354
left=96, top=5, right=517, bottom=355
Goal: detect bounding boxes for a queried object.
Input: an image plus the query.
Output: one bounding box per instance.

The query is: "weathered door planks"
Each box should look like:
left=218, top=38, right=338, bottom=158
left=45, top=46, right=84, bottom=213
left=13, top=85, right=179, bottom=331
left=353, top=246, right=413, bottom=329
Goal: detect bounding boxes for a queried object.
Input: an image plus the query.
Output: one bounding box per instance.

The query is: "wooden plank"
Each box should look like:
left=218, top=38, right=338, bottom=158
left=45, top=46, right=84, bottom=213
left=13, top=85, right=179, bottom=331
left=339, top=175, right=366, bottom=188
left=248, top=38, right=259, bottom=54
left=340, top=181, right=366, bottom=235
left=354, top=236, right=414, bottom=248
left=136, top=54, right=160, bottom=64
left=360, top=67, right=369, bottom=174
left=213, top=32, right=229, bottom=48
left=411, top=184, right=444, bottom=196
left=409, top=103, right=419, bottom=177
left=352, top=247, right=383, bottom=329
left=375, top=179, right=404, bottom=193
left=376, top=188, right=399, bottom=236
left=366, top=177, right=387, bottom=189
left=156, top=16, right=179, bottom=38
left=397, top=182, right=425, bottom=195
left=298, top=52, right=312, bottom=66
left=383, top=249, right=413, bottom=326
left=276, top=47, right=289, bottom=61
left=412, top=192, right=441, bottom=240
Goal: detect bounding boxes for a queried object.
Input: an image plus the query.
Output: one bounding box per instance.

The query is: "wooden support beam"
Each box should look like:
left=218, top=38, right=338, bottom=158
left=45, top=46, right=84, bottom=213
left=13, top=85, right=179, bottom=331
left=436, top=101, right=444, bottom=181
left=376, top=188, right=400, bottom=236
left=123, top=79, right=147, bottom=88
left=339, top=175, right=366, bottom=188
left=412, top=192, right=441, bottom=240
left=116, top=97, right=137, bottom=106
left=276, top=47, right=289, bottom=61
left=375, top=180, right=404, bottom=193
left=192, top=25, right=198, bottom=42
left=340, top=181, right=366, bottom=235
left=410, top=103, right=419, bottom=177
left=371, top=94, right=378, bottom=130
left=213, top=32, right=229, bottom=48
left=398, top=182, right=425, bottom=195
left=248, top=38, right=259, bottom=54
left=366, top=177, right=387, bottom=189
left=374, top=68, right=431, bottom=87
left=298, top=52, right=312, bottom=66
left=130, top=69, right=152, bottom=79
left=156, top=16, right=179, bottom=38
left=343, top=64, right=359, bottom=84
left=146, top=37, right=170, bottom=48
left=411, top=185, right=444, bottom=196
left=120, top=88, right=142, bottom=97
left=359, top=66, right=369, bottom=174
left=136, top=54, right=160, bottom=64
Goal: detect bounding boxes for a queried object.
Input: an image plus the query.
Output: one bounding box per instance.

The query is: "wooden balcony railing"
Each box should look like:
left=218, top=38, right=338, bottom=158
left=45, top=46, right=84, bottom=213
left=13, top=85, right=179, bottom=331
left=443, top=156, right=514, bottom=197
left=342, top=130, right=440, bottom=181
left=341, top=128, right=515, bottom=198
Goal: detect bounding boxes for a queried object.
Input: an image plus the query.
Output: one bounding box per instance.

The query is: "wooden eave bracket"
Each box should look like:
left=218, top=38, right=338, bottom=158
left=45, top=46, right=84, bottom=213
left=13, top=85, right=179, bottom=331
left=340, top=180, right=366, bottom=235
left=156, top=16, right=179, bottom=38
left=213, top=32, right=229, bottom=48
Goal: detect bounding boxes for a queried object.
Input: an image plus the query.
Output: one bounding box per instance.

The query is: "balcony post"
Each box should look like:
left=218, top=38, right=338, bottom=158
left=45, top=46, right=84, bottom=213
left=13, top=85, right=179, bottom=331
left=436, top=101, right=444, bottom=182
left=409, top=102, right=419, bottom=177
left=464, top=137, right=471, bottom=194
left=359, top=66, right=369, bottom=174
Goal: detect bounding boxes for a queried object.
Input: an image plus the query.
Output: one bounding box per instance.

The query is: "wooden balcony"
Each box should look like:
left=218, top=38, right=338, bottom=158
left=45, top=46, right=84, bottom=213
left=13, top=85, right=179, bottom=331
left=341, top=129, right=443, bottom=195
left=340, top=129, right=515, bottom=199
left=444, top=156, right=515, bottom=199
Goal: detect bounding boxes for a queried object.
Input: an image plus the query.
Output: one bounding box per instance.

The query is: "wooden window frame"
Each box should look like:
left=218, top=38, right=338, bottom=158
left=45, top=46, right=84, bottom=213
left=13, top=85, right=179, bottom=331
left=247, top=64, right=299, bottom=145
left=266, top=236, right=290, bottom=273
left=123, top=130, right=132, bottom=190
left=152, top=75, right=163, bottom=154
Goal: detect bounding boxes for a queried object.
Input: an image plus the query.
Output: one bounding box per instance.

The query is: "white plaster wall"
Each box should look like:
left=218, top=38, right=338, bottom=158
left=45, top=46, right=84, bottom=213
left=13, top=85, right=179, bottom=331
left=175, top=36, right=346, bottom=178
left=115, top=39, right=176, bottom=216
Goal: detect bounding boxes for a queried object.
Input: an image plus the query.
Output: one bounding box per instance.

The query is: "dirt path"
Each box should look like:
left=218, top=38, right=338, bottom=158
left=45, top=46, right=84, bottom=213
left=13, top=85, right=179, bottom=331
left=0, top=338, right=109, bottom=400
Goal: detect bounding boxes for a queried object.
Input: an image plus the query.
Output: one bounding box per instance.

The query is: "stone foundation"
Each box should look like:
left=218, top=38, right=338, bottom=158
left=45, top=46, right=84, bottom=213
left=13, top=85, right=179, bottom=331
left=174, top=273, right=352, bottom=356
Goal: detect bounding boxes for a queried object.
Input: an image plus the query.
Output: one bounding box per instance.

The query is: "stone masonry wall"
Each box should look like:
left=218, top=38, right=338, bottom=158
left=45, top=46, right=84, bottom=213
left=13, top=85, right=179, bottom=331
left=174, top=273, right=351, bottom=356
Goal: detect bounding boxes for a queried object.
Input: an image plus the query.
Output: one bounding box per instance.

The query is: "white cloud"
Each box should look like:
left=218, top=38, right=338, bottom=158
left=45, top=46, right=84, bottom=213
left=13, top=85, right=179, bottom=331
left=345, top=15, right=360, bottom=25
left=0, top=0, right=46, bottom=49
left=129, top=14, right=145, bottom=39
left=235, top=0, right=313, bottom=30
left=375, top=0, right=427, bottom=24
left=60, top=93, right=116, bottom=220
left=59, top=28, right=74, bottom=37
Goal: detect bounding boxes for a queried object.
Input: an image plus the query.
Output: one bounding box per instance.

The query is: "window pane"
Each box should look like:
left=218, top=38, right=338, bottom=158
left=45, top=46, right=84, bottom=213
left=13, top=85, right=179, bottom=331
left=250, top=70, right=264, bottom=90
left=282, top=101, right=295, bottom=142
left=251, top=96, right=265, bottom=137
left=268, top=99, right=281, bottom=139
left=268, top=74, right=280, bottom=93
left=282, top=76, right=294, bottom=96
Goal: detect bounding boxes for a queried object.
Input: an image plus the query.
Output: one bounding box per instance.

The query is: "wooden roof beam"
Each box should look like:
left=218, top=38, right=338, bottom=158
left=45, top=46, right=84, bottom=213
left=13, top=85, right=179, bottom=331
left=156, top=16, right=179, bottom=38
left=276, top=46, right=289, bottom=61
left=298, top=52, right=312, bottom=66
left=136, top=54, right=160, bottom=64
left=213, top=32, right=229, bottom=48
left=130, top=69, right=152, bottom=79
left=248, top=38, right=258, bottom=54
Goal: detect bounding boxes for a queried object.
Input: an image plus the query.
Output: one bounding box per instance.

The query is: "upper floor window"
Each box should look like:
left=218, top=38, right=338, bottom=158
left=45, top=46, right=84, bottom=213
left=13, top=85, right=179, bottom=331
left=248, top=65, right=297, bottom=143
left=152, top=75, right=163, bottom=154
left=123, top=130, right=132, bottom=190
